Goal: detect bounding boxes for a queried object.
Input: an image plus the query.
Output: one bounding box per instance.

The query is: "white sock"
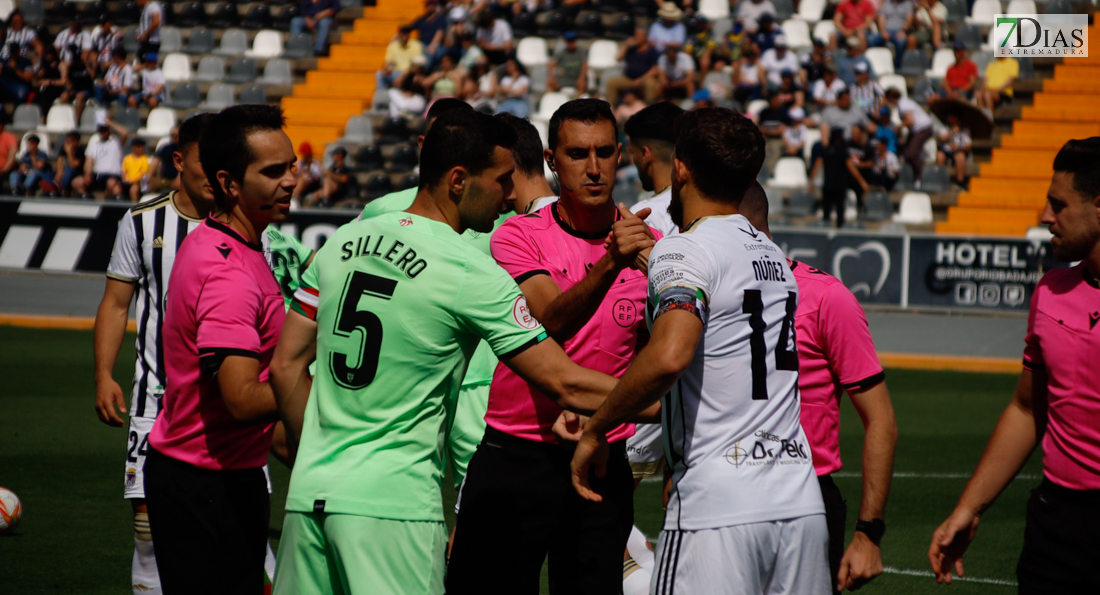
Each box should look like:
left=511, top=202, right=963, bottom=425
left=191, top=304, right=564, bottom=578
left=623, top=558, right=652, bottom=595
left=264, top=541, right=277, bottom=583
left=627, top=525, right=655, bottom=572
left=132, top=535, right=162, bottom=594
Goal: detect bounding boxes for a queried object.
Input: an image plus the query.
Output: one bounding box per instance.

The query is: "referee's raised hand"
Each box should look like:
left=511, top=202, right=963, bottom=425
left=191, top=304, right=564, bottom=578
left=607, top=203, right=655, bottom=270
left=571, top=429, right=610, bottom=503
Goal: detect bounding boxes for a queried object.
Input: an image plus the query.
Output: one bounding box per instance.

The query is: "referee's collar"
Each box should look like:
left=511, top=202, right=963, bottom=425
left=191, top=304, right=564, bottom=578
left=205, top=217, right=263, bottom=252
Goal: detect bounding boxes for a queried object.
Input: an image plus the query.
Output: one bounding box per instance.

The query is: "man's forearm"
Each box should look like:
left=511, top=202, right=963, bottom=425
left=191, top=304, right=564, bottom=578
left=271, top=361, right=313, bottom=451
left=540, top=253, right=621, bottom=343
left=93, top=299, right=129, bottom=382
left=586, top=343, right=683, bottom=436
left=853, top=385, right=897, bottom=520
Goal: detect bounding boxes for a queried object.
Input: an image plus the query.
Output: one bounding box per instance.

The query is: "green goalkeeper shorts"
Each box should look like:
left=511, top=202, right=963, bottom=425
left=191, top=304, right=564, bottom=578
left=273, top=512, right=446, bottom=595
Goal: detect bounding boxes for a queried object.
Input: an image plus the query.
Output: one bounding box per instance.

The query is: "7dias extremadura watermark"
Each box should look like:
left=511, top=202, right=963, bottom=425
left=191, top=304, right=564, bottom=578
left=994, top=14, right=1089, bottom=57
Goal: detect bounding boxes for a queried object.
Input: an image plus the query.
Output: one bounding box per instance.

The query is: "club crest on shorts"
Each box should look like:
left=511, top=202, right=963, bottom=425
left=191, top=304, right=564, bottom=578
left=126, top=468, right=137, bottom=488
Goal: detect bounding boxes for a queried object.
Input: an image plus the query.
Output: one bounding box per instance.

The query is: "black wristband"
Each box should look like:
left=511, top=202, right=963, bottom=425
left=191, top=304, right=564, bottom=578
left=855, top=518, right=886, bottom=545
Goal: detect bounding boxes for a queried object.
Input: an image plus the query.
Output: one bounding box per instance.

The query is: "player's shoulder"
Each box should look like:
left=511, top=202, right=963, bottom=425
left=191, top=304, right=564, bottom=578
left=129, top=192, right=172, bottom=217
left=1036, top=265, right=1080, bottom=290
left=500, top=203, right=556, bottom=234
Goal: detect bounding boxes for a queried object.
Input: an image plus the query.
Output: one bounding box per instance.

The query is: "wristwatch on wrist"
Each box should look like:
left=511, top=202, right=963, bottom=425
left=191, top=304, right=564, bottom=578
left=854, top=518, right=886, bottom=545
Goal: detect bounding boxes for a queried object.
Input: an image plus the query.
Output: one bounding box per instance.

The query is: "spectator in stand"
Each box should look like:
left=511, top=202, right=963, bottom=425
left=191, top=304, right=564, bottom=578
left=456, top=32, right=485, bottom=72
left=776, top=69, right=805, bottom=109
left=605, top=28, right=660, bottom=105
left=131, top=52, right=166, bottom=108
left=910, top=0, right=946, bottom=50
left=850, top=62, right=884, bottom=115
left=847, top=124, right=875, bottom=207
left=874, top=105, right=899, bottom=153
left=783, top=106, right=808, bottom=157
left=388, top=69, right=428, bottom=117
left=733, top=46, right=767, bottom=103
left=801, top=38, right=830, bottom=85
left=379, top=26, right=424, bottom=89
left=832, top=0, right=878, bottom=49
left=819, top=88, right=872, bottom=144
left=475, top=10, right=513, bottom=64
left=884, top=87, right=933, bottom=182
left=85, top=119, right=128, bottom=200
left=760, top=35, right=800, bottom=88
left=10, top=134, right=51, bottom=196
left=34, top=46, right=66, bottom=120
left=757, top=91, right=790, bottom=135
left=614, top=88, right=647, bottom=123
left=494, top=57, right=531, bottom=117
left=648, top=3, right=687, bottom=51
left=422, top=53, right=464, bottom=99
left=0, top=42, right=34, bottom=102
left=94, top=48, right=132, bottom=106
left=941, top=40, right=978, bottom=101
left=54, top=131, right=87, bottom=197
left=976, top=55, right=1019, bottom=111
left=712, top=21, right=747, bottom=72
left=93, top=17, right=122, bottom=71
left=753, top=13, right=780, bottom=52
left=738, top=0, right=777, bottom=34
left=315, top=146, right=358, bottom=207
left=121, top=138, right=151, bottom=203
left=3, top=11, right=43, bottom=60
left=810, top=126, right=863, bottom=227
left=292, top=142, right=323, bottom=205
left=547, top=31, right=588, bottom=96
left=692, top=88, right=715, bottom=109
left=937, top=113, right=971, bottom=189
left=877, top=0, right=914, bottom=66
left=136, top=0, right=163, bottom=56
left=55, top=19, right=95, bottom=125
left=464, top=57, right=496, bottom=111
left=0, top=118, right=16, bottom=191
left=812, top=64, right=846, bottom=109
left=656, top=42, right=695, bottom=101
left=868, top=138, right=900, bottom=190
left=683, top=15, right=716, bottom=78
left=836, top=36, right=874, bottom=86
left=291, top=0, right=342, bottom=57
left=411, top=0, right=448, bottom=68
left=148, top=126, right=178, bottom=192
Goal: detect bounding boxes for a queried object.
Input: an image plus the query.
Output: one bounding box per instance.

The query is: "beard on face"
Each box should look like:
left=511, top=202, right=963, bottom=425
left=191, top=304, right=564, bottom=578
left=1052, top=224, right=1100, bottom=263
left=458, top=179, right=500, bottom=233
left=669, top=168, right=684, bottom=230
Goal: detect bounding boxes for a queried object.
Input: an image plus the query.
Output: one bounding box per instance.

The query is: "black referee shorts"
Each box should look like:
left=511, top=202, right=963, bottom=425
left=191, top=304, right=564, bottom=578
left=446, top=426, right=634, bottom=595
left=818, top=474, right=847, bottom=595
left=143, top=447, right=270, bottom=595
left=1017, top=478, right=1100, bottom=594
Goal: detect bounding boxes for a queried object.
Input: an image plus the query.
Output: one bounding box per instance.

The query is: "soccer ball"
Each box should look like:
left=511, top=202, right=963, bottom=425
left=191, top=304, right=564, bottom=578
left=0, top=487, right=22, bottom=533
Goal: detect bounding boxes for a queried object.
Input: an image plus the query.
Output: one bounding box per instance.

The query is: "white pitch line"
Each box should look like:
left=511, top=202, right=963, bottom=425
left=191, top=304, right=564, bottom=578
left=883, top=566, right=1018, bottom=587
left=833, top=472, right=1041, bottom=480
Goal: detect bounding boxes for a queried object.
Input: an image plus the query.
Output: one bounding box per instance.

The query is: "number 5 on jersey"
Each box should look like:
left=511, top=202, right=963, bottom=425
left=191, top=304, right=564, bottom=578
left=331, top=271, right=398, bottom=389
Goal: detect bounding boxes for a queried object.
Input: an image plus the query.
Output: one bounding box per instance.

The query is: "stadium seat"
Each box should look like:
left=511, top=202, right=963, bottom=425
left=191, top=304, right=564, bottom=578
left=535, top=92, right=571, bottom=120
left=47, top=0, right=75, bottom=25
left=195, top=55, right=226, bottom=82
left=240, top=84, right=267, bottom=104
left=186, top=28, right=216, bottom=55
left=863, top=190, right=893, bottom=221
left=1006, top=0, right=1035, bottom=13
left=802, top=128, right=821, bottom=163
left=242, top=4, right=273, bottom=29
left=365, top=173, right=394, bottom=199
left=773, top=0, right=794, bottom=20
left=380, top=117, right=410, bottom=144
left=942, top=0, right=966, bottom=23
left=138, top=107, right=178, bottom=137
left=972, top=51, right=992, bottom=76
left=282, top=32, right=312, bottom=59
left=159, top=27, right=183, bottom=53
left=123, top=27, right=140, bottom=53
left=574, top=12, right=604, bottom=38
left=113, top=106, right=142, bottom=132
left=370, top=88, right=390, bottom=113
left=527, top=63, right=548, bottom=94
left=770, top=157, right=809, bottom=188
left=1046, top=0, right=1071, bottom=14
left=894, top=192, right=933, bottom=224
left=261, top=59, right=292, bottom=85
left=965, top=0, right=999, bottom=26
left=39, top=105, right=75, bottom=134
left=898, top=49, right=928, bottom=76
left=538, top=11, right=567, bottom=38
left=246, top=30, right=283, bottom=58
left=175, top=2, right=207, bottom=27
left=591, top=0, right=622, bottom=13
left=11, top=104, right=41, bottom=133
left=781, top=19, right=811, bottom=50
left=912, top=76, right=941, bottom=104
left=956, top=24, right=983, bottom=50
left=275, top=4, right=301, bottom=31
left=786, top=189, right=816, bottom=217
left=698, top=0, right=730, bottom=20
left=895, top=162, right=914, bottom=191
left=517, top=37, right=550, bottom=67
left=607, top=14, right=635, bottom=40
left=512, top=11, right=536, bottom=37
left=354, top=144, right=384, bottom=172
left=796, top=0, right=825, bottom=22
left=19, top=131, right=51, bottom=160
left=215, top=29, right=248, bottom=57
left=919, top=164, right=951, bottom=193
left=746, top=99, right=768, bottom=119
left=397, top=173, right=419, bottom=191
left=865, top=47, right=894, bottom=76
left=339, top=116, right=374, bottom=144
left=925, top=48, right=954, bottom=78
left=200, top=83, right=236, bottom=110
left=390, top=143, right=418, bottom=172
left=154, top=135, right=171, bottom=154
left=711, top=17, right=733, bottom=39
left=163, top=53, right=192, bottom=82
left=226, top=58, right=258, bottom=83
left=210, top=2, right=241, bottom=28
left=878, top=74, right=907, bottom=98
left=812, top=20, right=836, bottom=45
left=164, top=82, right=201, bottom=109
left=114, top=0, right=139, bottom=26
left=587, top=40, right=620, bottom=70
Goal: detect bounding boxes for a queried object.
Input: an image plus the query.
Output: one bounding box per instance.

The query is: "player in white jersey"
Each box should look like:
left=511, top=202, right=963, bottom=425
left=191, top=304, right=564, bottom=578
left=571, top=108, right=829, bottom=595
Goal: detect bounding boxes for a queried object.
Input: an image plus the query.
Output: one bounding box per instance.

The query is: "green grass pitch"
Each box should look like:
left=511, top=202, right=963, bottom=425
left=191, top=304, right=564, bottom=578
left=0, top=326, right=1038, bottom=593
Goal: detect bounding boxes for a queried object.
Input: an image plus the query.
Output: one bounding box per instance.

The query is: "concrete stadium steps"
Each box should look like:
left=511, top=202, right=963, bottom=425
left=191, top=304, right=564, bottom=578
left=285, top=125, right=341, bottom=154
left=282, top=97, right=372, bottom=127
left=936, top=219, right=1039, bottom=236
left=1020, top=106, right=1100, bottom=122
left=317, top=57, right=387, bottom=73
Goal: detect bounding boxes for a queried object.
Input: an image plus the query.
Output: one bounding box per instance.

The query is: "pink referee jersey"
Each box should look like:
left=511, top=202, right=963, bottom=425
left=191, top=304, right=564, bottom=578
left=1023, top=265, right=1100, bottom=491
left=791, top=260, right=885, bottom=476
left=485, top=203, right=659, bottom=443
left=149, top=218, right=284, bottom=470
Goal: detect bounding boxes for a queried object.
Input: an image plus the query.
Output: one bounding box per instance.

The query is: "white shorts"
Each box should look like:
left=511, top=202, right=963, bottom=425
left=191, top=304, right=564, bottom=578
left=651, top=514, right=830, bottom=595
left=124, top=416, right=274, bottom=499
left=627, top=423, right=664, bottom=477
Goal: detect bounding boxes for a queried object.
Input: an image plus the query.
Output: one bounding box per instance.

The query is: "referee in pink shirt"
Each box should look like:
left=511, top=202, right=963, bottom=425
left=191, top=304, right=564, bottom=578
left=929, top=138, right=1100, bottom=593
left=144, top=105, right=296, bottom=594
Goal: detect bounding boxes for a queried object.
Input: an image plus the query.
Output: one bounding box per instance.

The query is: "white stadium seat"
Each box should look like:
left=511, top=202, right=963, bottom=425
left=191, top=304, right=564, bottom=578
left=246, top=30, right=283, bottom=58
left=39, top=105, right=74, bottom=134
left=966, top=0, right=999, bottom=26
left=535, top=92, right=571, bottom=120
left=781, top=19, right=812, bottom=50
left=19, top=131, right=50, bottom=158
left=925, top=48, right=955, bottom=78
left=797, top=0, right=826, bottom=22
left=138, top=107, right=178, bottom=137
left=878, top=74, right=907, bottom=98
left=865, top=47, right=894, bottom=76
left=812, top=20, right=836, bottom=45
left=802, top=127, right=821, bottom=163
left=770, top=156, right=810, bottom=189
left=516, top=37, right=549, bottom=66
left=698, top=0, right=730, bottom=20
left=587, top=39, right=620, bottom=70
left=1006, top=0, right=1035, bottom=15
left=894, top=192, right=933, bottom=224
left=162, top=52, right=192, bottom=82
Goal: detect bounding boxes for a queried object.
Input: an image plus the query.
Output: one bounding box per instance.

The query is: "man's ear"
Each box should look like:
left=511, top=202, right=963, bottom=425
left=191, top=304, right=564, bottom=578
left=673, top=158, right=688, bottom=186
left=172, top=151, right=183, bottom=174
left=448, top=166, right=467, bottom=199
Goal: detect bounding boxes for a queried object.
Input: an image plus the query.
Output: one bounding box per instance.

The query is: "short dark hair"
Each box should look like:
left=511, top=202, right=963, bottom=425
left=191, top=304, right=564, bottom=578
left=548, top=98, right=618, bottom=152
left=26, top=134, right=38, bottom=144
left=131, top=138, right=146, bottom=147
left=884, top=87, right=901, bottom=100
left=199, top=105, right=286, bottom=209
left=419, top=110, right=517, bottom=190
left=1053, top=137, right=1100, bottom=200
left=178, top=112, right=214, bottom=153
left=738, top=181, right=770, bottom=234
left=624, top=102, right=683, bottom=161
left=426, top=97, right=473, bottom=125
left=674, top=108, right=764, bottom=204
left=495, top=113, right=545, bottom=179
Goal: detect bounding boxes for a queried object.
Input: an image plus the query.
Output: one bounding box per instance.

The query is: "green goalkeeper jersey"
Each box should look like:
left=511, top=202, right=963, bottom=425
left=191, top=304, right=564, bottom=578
left=263, top=225, right=315, bottom=309
left=286, top=211, right=545, bottom=521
